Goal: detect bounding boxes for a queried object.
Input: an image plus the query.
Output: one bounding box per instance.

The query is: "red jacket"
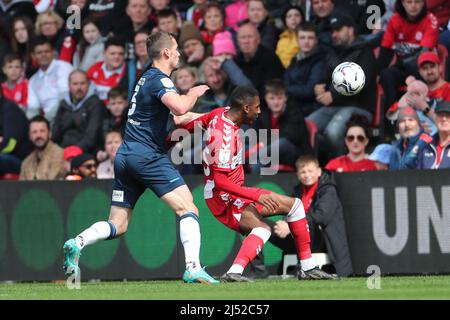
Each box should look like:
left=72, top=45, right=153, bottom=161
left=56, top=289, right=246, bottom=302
left=382, top=12, right=439, bottom=57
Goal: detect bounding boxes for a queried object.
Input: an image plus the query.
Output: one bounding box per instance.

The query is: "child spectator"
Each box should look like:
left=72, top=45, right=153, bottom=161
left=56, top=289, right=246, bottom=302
left=1, top=53, right=38, bottom=112
left=276, top=5, right=304, bottom=69
left=156, top=8, right=180, bottom=37
left=325, top=115, right=377, bottom=172
left=149, top=0, right=182, bottom=28
left=173, top=65, right=197, bottom=94
left=267, top=155, right=354, bottom=277
left=72, top=18, right=105, bottom=72
left=97, top=129, right=123, bottom=179
left=252, top=79, right=312, bottom=172
left=102, top=86, right=127, bottom=139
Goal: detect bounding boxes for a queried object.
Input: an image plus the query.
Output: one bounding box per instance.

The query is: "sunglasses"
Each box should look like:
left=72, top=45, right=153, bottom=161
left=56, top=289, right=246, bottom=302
left=345, top=135, right=366, bottom=143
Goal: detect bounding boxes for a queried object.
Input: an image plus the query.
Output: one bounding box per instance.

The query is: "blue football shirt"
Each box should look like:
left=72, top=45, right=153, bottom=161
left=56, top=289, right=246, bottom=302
left=119, top=67, right=178, bottom=156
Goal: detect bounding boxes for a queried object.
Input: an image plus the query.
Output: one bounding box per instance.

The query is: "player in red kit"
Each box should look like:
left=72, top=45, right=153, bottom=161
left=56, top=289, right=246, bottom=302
left=174, top=86, right=336, bottom=282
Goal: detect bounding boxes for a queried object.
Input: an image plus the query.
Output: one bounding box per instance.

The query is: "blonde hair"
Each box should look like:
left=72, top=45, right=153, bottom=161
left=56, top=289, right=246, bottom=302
left=35, top=10, right=64, bottom=35
left=174, top=65, right=196, bottom=79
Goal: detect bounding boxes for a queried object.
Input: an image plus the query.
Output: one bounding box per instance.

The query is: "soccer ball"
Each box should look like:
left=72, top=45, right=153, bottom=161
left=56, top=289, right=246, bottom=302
left=332, top=62, right=365, bottom=96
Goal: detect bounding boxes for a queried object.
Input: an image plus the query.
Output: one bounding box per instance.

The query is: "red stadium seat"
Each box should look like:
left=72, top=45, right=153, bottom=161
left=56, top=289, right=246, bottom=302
left=305, top=119, right=317, bottom=149
left=271, top=164, right=295, bottom=172
left=437, top=44, right=448, bottom=80
left=0, top=173, right=20, bottom=180
left=369, top=84, right=384, bottom=138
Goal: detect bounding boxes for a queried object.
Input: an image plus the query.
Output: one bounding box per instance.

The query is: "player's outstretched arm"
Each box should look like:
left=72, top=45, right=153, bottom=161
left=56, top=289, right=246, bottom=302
left=173, top=112, right=203, bottom=127
left=162, top=85, right=209, bottom=116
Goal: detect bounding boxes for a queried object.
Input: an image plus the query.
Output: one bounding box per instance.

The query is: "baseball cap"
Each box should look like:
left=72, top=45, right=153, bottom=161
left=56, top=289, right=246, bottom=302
left=63, top=145, right=83, bottom=161
left=368, top=144, right=394, bottom=165
left=329, top=13, right=355, bottom=30
left=435, top=100, right=450, bottom=113
left=417, top=51, right=439, bottom=68
left=71, top=154, right=96, bottom=170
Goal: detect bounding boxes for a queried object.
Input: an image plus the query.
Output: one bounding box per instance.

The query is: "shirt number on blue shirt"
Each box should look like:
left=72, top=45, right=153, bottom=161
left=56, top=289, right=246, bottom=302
left=128, top=77, right=146, bottom=116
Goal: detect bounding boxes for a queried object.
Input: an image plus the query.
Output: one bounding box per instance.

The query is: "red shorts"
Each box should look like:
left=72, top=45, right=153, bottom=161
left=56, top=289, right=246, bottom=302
left=205, top=188, right=271, bottom=232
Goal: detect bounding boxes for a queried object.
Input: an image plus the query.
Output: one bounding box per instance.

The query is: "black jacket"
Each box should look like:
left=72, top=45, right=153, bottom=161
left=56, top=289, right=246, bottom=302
left=283, top=49, right=326, bottom=116
left=235, top=45, right=284, bottom=95
left=322, top=38, right=377, bottom=114
left=292, top=171, right=343, bottom=226
left=257, top=17, right=280, bottom=52
left=0, top=97, right=32, bottom=159
left=292, top=170, right=353, bottom=276
left=255, top=100, right=313, bottom=156
left=52, top=92, right=105, bottom=153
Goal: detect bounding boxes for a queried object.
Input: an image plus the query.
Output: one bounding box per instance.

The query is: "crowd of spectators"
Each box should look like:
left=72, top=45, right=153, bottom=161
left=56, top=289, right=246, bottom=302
left=2, top=0, right=449, bottom=181
left=1, top=0, right=450, bottom=276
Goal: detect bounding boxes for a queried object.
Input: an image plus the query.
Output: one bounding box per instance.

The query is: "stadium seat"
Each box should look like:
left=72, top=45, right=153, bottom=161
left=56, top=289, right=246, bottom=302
left=369, top=84, right=384, bottom=139
left=282, top=253, right=331, bottom=277
left=305, top=119, right=317, bottom=149
left=437, top=44, right=449, bottom=80
left=271, top=164, right=295, bottom=172
left=0, top=173, right=20, bottom=180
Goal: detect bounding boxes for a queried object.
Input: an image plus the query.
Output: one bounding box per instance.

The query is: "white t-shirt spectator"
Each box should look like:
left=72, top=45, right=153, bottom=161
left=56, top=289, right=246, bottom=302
left=28, top=59, right=73, bottom=125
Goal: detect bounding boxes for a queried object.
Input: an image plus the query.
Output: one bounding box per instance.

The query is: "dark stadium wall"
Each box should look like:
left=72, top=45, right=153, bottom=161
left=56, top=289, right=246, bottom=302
left=0, top=170, right=449, bottom=282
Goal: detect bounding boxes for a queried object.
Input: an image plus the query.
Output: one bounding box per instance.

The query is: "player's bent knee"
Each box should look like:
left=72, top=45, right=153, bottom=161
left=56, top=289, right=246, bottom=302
left=250, top=226, right=271, bottom=242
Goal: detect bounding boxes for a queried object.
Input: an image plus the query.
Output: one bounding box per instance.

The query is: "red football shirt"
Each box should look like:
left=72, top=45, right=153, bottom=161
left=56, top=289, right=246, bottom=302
left=428, top=82, right=450, bottom=101
left=382, top=12, right=439, bottom=57
left=325, top=155, right=378, bottom=173
left=1, top=78, right=29, bottom=110
left=182, top=107, right=260, bottom=202
left=87, top=61, right=126, bottom=105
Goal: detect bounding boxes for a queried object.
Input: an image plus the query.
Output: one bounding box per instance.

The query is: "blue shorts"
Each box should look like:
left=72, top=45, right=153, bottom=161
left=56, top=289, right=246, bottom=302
left=111, top=152, right=186, bottom=209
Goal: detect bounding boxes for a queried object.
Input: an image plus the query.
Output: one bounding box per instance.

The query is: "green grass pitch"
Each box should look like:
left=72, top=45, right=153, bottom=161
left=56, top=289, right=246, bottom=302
left=1, top=276, right=450, bottom=300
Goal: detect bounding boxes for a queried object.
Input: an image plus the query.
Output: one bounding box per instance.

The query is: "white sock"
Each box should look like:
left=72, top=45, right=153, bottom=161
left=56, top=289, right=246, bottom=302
left=179, top=213, right=201, bottom=271
left=301, top=257, right=316, bottom=271
left=227, top=264, right=245, bottom=274
left=75, top=221, right=114, bottom=250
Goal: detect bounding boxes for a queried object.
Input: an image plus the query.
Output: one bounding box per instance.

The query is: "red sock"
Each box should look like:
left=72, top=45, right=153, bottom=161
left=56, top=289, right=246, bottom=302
left=288, top=218, right=312, bottom=260
left=233, top=233, right=265, bottom=268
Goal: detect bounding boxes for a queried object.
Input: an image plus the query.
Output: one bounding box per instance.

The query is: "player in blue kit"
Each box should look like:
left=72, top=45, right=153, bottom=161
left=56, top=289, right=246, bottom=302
left=62, top=32, right=218, bottom=284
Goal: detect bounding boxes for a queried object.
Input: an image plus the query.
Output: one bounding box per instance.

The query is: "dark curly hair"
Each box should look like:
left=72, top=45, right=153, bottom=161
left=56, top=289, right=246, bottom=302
left=345, top=114, right=370, bottom=138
